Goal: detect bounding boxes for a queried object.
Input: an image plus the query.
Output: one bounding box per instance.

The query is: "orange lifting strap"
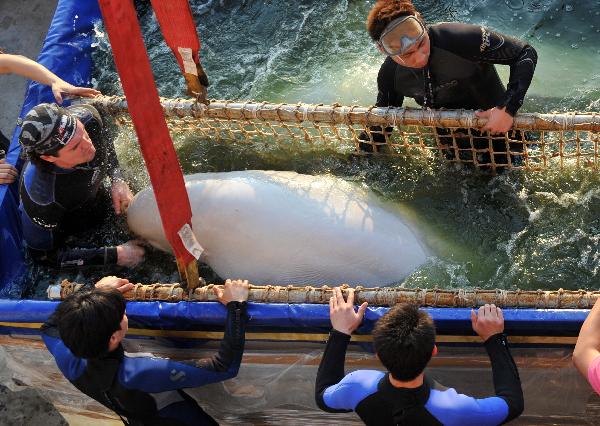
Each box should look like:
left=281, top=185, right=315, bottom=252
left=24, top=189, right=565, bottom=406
left=150, top=0, right=209, bottom=102
left=97, top=0, right=200, bottom=290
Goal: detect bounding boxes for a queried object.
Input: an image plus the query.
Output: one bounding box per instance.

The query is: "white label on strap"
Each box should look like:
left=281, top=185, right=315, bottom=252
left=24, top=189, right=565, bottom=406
left=178, top=223, right=204, bottom=259
left=47, top=285, right=62, bottom=300
left=178, top=47, right=198, bottom=75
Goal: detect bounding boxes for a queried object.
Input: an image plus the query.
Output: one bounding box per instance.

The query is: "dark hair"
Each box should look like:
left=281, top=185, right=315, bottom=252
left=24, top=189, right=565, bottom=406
left=366, top=0, right=423, bottom=41
left=55, top=288, right=126, bottom=358
left=21, top=150, right=55, bottom=170
left=373, top=303, right=436, bottom=381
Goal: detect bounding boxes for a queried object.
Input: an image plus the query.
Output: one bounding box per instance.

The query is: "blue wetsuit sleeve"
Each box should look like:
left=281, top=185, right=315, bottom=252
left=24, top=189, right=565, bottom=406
left=426, top=333, right=523, bottom=426
left=40, top=315, right=87, bottom=382
left=19, top=169, right=65, bottom=253
left=119, top=301, right=247, bottom=393
left=20, top=205, right=59, bottom=252
left=315, top=330, right=353, bottom=412
left=21, top=201, right=118, bottom=268
left=19, top=167, right=119, bottom=269
left=426, top=387, right=510, bottom=426
left=322, top=370, right=384, bottom=412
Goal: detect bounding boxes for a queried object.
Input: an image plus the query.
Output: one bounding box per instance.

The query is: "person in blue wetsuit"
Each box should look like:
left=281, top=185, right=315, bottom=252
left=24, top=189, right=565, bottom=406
left=41, top=277, right=250, bottom=426
left=360, top=0, right=537, bottom=166
left=315, top=287, right=524, bottom=425
left=18, top=102, right=145, bottom=269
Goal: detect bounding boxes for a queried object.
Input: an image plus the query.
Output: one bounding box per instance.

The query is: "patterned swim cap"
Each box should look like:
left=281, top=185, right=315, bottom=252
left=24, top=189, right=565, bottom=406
left=19, top=103, right=77, bottom=157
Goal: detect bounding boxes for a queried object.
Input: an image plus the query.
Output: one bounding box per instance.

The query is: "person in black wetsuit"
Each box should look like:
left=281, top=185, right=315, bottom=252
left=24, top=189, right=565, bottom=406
left=18, top=102, right=145, bottom=270
left=361, top=0, right=538, bottom=167
left=42, top=276, right=249, bottom=425
left=315, top=287, right=524, bottom=425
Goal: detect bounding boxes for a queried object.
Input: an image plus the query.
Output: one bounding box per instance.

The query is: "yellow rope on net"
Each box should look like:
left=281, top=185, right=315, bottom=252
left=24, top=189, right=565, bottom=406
left=89, top=96, right=600, bottom=172
left=54, top=280, right=600, bottom=308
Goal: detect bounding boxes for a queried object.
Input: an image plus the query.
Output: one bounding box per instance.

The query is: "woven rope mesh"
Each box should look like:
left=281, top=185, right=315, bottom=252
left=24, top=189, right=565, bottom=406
left=93, top=96, right=600, bottom=172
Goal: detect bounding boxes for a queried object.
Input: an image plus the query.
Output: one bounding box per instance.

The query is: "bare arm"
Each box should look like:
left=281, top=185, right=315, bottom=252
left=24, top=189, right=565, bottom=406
left=573, top=299, right=600, bottom=378
left=0, top=54, right=58, bottom=82
left=0, top=54, right=100, bottom=103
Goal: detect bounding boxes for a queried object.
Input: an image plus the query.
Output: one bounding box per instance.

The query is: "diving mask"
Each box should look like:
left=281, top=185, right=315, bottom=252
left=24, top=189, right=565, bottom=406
left=378, top=15, right=426, bottom=57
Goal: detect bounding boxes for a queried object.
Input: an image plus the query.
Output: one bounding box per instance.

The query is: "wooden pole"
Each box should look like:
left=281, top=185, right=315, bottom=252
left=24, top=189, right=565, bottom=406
left=88, top=96, right=600, bottom=132
left=54, top=280, right=600, bottom=309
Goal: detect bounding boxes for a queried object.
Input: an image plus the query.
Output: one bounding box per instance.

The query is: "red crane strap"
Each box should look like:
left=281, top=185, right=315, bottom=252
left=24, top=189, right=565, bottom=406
left=150, top=0, right=209, bottom=101
left=97, top=0, right=200, bottom=282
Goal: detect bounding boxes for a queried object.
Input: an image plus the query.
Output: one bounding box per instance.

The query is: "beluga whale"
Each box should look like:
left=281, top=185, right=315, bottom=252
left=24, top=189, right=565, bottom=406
left=127, top=170, right=428, bottom=287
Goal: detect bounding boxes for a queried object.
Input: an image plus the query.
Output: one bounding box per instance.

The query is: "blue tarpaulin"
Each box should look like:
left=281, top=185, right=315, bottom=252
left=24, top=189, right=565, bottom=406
left=0, top=0, right=589, bottom=337
left=0, top=297, right=588, bottom=338
left=0, top=0, right=100, bottom=297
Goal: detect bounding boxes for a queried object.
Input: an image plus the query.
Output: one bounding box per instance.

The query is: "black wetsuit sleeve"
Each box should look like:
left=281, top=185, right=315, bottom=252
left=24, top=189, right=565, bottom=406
left=484, top=333, right=524, bottom=423
left=20, top=189, right=119, bottom=269
left=375, top=57, right=404, bottom=108
left=118, top=301, right=248, bottom=392
left=315, top=329, right=353, bottom=413
left=358, top=58, right=403, bottom=150
left=29, top=245, right=119, bottom=269
left=181, top=301, right=247, bottom=373
left=433, top=22, right=537, bottom=115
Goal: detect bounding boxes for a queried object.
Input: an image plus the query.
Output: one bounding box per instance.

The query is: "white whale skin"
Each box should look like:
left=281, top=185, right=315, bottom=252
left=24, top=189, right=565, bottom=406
left=126, top=170, right=428, bottom=287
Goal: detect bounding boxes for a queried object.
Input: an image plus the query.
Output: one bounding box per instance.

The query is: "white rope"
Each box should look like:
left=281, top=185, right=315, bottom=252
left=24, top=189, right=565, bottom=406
left=393, top=107, right=399, bottom=128
left=496, top=289, right=508, bottom=306
left=300, top=103, right=309, bottom=122
left=426, top=108, right=436, bottom=127
left=464, top=109, right=474, bottom=130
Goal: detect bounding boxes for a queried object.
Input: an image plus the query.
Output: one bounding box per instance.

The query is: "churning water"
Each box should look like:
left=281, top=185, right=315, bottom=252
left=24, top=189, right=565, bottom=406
left=87, top=0, right=600, bottom=291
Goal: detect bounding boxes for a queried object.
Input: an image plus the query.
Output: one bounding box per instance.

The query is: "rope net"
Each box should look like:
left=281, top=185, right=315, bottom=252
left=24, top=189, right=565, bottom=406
left=53, top=280, right=600, bottom=308
left=89, top=95, right=600, bottom=172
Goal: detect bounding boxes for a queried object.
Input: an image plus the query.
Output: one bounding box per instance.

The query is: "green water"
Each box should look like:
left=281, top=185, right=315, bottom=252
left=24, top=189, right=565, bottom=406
left=90, top=0, right=600, bottom=291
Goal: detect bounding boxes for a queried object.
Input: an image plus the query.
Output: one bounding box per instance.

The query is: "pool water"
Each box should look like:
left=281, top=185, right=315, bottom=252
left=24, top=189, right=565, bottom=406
left=80, top=0, right=600, bottom=291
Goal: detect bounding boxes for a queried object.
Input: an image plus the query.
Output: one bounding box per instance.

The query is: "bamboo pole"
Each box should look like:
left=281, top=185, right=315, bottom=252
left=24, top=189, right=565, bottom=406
left=86, top=95, right=600, bottom=132
left=51, top=280, right=600, bottom=309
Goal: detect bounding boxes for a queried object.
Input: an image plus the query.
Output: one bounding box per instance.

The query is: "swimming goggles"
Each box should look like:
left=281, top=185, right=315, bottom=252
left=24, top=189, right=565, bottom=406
left=378, top=15, right=426, bottom=57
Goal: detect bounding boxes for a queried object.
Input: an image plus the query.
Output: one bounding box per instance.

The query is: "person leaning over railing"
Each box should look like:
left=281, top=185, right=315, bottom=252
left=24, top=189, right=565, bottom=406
left=41, top=277, right=250, bottom=426
left=315, top=287, right=524, bottom=425
left=0, top=51, right=100, bottom=184
left=573, top=298, right=600, bottom=395
left=359, top=0, right=537, bottom=164
left=18, top=102, right=145, bottom=270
